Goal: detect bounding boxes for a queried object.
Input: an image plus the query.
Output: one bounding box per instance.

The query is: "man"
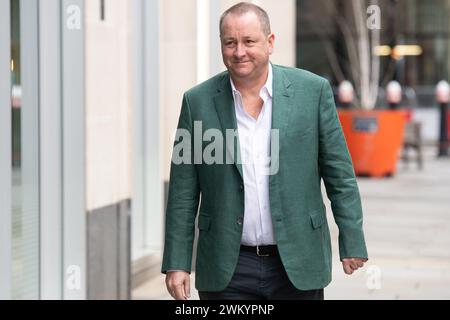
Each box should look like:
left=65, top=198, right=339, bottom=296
left=162, top=2, right=368, bottom=300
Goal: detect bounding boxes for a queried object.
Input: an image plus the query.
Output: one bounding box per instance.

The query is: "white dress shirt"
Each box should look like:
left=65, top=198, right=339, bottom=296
left=230, top=63, right=276, bottom=246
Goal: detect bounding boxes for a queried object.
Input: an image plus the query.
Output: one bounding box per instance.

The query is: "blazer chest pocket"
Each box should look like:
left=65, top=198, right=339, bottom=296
left=198, top=214, right=211, bottom=231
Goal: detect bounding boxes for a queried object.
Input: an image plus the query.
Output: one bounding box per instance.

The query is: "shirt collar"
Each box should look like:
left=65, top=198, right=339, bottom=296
left=230, top=62, right=273, bottom=98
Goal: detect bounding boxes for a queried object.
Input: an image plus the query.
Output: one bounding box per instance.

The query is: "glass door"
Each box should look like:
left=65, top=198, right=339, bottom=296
left=10, top=0, right=40, bottom=300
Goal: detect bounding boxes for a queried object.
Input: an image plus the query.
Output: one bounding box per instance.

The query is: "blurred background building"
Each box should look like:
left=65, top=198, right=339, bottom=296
left=0, top=0, right=449, bottom=300
left=298, top=0, right=450, bottom=140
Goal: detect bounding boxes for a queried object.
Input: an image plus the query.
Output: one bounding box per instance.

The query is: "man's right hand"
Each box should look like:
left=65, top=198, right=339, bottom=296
left=165, top=271, right=191, bottom=300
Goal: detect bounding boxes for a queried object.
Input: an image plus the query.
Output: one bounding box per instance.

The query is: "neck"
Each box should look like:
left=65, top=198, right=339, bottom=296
left=231, top=64, right=269, bottom=95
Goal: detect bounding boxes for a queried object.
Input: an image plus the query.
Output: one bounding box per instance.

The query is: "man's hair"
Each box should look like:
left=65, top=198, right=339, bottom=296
left=219, top=2, right=271, bottom=37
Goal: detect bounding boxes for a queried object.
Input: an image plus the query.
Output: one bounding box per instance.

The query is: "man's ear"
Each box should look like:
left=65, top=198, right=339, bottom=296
left=268, top=33, right=275, bottom=55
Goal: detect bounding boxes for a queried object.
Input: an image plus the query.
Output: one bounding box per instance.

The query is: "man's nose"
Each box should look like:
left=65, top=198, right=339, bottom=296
left=234, top=43, right=246, bottom=59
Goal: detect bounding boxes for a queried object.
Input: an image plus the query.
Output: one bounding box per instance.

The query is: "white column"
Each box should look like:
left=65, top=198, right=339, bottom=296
left=210, top=0, right=224, bottom=76
left=131, top=0, right=145, bottom=259
left=143, top=0, right=164, bottom=251
left=197, top=0, right=211, bottom=83
left=39, top=0, right=63, bottom=300
left=62, top=0, right=87, bottom=300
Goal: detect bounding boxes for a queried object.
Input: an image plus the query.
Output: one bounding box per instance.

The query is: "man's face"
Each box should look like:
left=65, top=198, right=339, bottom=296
left=220, top=12, right=274, bottom=81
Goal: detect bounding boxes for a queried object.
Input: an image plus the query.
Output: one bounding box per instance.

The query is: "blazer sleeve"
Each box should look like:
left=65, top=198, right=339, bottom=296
left=318, top=80, right=368, bottom=261
left=161, top=93, right=200, bottom=273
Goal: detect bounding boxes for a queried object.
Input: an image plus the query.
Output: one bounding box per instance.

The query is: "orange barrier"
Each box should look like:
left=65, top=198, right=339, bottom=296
left=338, top=109, right=406, bottom=177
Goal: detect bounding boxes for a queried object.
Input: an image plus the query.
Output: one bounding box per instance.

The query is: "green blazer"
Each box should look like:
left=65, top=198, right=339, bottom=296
left=162, top=64, right=368, bottom=291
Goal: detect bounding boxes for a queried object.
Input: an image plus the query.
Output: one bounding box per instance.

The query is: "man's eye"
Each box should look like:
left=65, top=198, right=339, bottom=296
left=246, top=40, right=254, bottom=43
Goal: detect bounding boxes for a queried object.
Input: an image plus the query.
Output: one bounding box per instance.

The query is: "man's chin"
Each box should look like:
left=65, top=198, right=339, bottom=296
left=230, top=68, right=253, bottom=79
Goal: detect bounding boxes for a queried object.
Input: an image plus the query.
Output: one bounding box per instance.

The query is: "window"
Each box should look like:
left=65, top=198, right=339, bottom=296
left=10, top=0, right=40, bottom=299
left=296, top=0, right=450, bottom=91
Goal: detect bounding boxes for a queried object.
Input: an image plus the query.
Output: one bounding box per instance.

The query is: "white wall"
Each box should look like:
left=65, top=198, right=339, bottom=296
left=85, top=0, right=133, bottom=211
left=161, top=0, right=198, bottom=181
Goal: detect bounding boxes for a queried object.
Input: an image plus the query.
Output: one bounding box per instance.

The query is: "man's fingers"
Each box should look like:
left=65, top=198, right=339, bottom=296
left=167, top=283, right=187, bottom=300
left=174, top=284, right=187, bottom=300
left=351, top=258, right=365, bottom=268
left=165, top=280, right=174, bottom=299
left=343, top=262, right=354, bottom=275
left=342, top=258, right=366, bottom=275
left=184, top=277, right=191, bottom=299
left=166, top=283, right=177, bottom=299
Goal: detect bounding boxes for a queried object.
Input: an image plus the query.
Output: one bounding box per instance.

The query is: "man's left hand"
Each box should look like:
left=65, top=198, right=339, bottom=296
left=341, top=258, right=367, bottom=275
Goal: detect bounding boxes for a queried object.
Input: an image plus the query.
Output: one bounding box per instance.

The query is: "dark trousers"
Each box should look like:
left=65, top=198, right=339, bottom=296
left=198, top=248, right=324, bottom=300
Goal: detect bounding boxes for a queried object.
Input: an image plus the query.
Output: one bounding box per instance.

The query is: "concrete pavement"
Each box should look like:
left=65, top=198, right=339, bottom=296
left=133, top=146, right=450, bottom=300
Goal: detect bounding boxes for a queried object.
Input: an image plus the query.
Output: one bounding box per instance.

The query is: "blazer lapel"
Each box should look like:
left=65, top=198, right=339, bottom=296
left=270, top=66, right=295, bottom=180
left=213, top=74, right=244, bottom=180
left=271, top=65, right=294, bottom=146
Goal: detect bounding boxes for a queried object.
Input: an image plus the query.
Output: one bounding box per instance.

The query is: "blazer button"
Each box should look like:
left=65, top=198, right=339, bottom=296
left=236, top=217, right=243, bottom=225
left=239, top=184, right=244, bottom=190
